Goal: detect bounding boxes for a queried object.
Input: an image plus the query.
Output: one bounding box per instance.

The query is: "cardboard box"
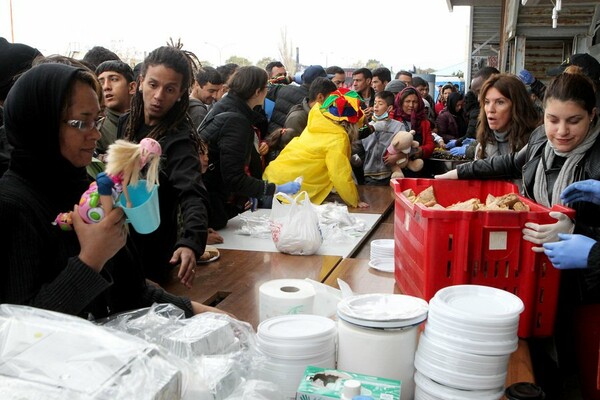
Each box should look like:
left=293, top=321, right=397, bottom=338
left=296, top=366, right=400, bottom=400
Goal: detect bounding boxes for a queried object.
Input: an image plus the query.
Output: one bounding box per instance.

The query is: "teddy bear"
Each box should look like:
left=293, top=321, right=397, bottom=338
left=386, top=130, right=424, bottom=179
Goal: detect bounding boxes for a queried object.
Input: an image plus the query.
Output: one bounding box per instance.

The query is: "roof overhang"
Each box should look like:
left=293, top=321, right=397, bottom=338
left=446, top=0, right=501, bottom=12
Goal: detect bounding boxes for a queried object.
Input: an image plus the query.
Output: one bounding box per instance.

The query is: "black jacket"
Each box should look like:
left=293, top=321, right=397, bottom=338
left=0, top=170, right=193, bottom=318
left=199, top=93, right=276, bottom=229
left=188, top=97, right=209, bottom=130
left=267, top=84, right=308, bottom=133
left=0, top=63, right=193, bottom=317
left=118, top=116, right=209, bottom=283
left=460, top=90, right=479, bottom=143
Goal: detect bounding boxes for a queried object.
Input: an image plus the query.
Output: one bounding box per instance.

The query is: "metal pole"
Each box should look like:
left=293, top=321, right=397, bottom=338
left=10, top=0, right=15, bottom=42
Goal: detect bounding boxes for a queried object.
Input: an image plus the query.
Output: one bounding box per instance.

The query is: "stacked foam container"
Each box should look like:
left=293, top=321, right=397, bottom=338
left=414, top=285, right=524, bottom=400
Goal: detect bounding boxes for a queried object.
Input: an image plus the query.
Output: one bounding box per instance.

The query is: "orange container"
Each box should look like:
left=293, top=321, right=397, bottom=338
left=392, top=178, right=574, bottom=338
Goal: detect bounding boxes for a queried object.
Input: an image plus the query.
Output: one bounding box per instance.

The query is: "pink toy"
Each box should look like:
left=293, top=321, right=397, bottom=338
left=54, top=138, right=162, bottom=230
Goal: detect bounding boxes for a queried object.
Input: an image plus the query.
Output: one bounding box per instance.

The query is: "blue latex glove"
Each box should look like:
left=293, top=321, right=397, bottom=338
left=560, top=179, right=600, bottom=206
left=462, top=138, right=476, bottom=146
left=449, top=145, right=466, bottom=156
left=542, top=233, right=596, bottom=269
left=96, top=172, right=114, bottom=195
left=249, top=197, right=258, bottom=212
left=445, top=140, right=457, bottom=150
left=276, top=181, right=301, bottom=195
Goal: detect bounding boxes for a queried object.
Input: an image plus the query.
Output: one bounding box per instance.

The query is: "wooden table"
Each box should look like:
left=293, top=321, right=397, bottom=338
left=164, top=249, right=341, bottom=329
left=327, top=185, right=395, bottom=215
left=324, top=257, right=535, bottom=387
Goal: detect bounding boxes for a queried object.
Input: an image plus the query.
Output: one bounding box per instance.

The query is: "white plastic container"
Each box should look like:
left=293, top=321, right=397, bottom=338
left=336, top=293, right=429, bottom=400
left=257, top=314, right=337, bottom=399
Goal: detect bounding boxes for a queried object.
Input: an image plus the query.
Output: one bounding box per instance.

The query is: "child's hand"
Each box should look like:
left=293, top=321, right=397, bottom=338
left=258, top=141, right=269, bottom=156
left=383, top=152, right=403, bottom=166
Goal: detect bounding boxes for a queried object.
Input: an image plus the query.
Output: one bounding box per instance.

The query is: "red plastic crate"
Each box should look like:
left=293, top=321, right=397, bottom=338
left=391, top=178, right=574, bottom=338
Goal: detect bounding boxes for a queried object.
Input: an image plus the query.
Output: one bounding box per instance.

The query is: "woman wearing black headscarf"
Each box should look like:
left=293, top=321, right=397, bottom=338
left=0, top=63, right=219, bottom=319
left=436, top=92, right=467, bottom=144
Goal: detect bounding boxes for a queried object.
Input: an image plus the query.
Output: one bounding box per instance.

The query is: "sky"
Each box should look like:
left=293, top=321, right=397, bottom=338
left=0, top=0, right=470, bottom=75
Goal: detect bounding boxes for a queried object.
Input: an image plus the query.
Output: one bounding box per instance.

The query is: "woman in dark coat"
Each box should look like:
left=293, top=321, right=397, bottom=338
left=436, top=92, right=467, bottom=143
left=199, top=66, right=299, bottom=229
left=0, top=63, right=220, bottom=319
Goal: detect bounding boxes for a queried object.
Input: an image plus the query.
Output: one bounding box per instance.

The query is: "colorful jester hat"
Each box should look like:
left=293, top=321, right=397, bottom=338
left=320, top=87, right=365, bottom=125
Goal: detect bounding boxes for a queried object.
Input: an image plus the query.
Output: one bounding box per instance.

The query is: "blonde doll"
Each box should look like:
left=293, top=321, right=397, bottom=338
left=54, top=138, right=161, bottom=230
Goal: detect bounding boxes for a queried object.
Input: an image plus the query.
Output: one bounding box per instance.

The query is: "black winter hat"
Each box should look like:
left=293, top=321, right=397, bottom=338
left=0, top=37, right=42, bottom=101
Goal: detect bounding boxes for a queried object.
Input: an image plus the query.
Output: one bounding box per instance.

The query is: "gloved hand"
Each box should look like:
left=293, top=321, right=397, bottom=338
left=518, top=69, right=535, bottom=86
left=449, top=145, right=466, bottom=156
left=462, top=138, right=476, bottom=146
left=560, top=179, right=600, bottom=206
left=276, top=180, right=301, bottom=194
left=249, top=197, right=258, bottom=212
left=522, top=211, right=575, bottom=252
left=542, top=233, right=596, bottom=269
left=96, top=172, right=114, bottom=195
left=445, top=140, right=457, bottom=150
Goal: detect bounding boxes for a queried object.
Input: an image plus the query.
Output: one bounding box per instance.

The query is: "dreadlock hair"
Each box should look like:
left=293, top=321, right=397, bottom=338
left=124, top=44, right=200, bottom=147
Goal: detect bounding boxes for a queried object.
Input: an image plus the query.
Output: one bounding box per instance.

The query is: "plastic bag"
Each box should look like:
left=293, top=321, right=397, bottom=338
left=270, top=191, right=322, bottom=255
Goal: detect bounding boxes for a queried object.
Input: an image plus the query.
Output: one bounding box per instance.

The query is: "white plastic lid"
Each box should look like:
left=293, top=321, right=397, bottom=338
left=337, top=293, right=428, bottom=329
left=424, top=323, right=518, bottom=356
left=368, top=258, right=395, bottom=273
left=417, top=332, right=510, bottom=376
left=426, top=311, right=519, bottom=343
left=432, top=285, right=524, bottom=321
left=414, top=351, right=507, bottom=390
left=257, top=314, right=336, bottom=341
left=371, top=239, right=394, bottom=249
left=414, top=371, right=505, bottom=400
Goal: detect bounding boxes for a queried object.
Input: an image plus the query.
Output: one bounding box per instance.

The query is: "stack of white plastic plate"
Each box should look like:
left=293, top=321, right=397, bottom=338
left=414, top=371, right=505, bottom=400
left=414, top=285, right=524, bottom=399
left=369, top=239, right=394, bottom=273
left=257, top=315, right=336, bottom=399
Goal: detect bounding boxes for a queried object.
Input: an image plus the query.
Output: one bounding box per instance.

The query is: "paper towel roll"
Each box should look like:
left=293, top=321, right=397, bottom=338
left=259, top=279, right=316, bottom=322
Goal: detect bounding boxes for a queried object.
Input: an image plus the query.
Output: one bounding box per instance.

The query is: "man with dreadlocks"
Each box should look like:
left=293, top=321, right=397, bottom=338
left=118, top=44, right=209, bottom=289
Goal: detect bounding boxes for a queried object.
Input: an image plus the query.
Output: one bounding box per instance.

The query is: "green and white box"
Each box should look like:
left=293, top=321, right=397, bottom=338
left=296, top=366, right=401, bottom=400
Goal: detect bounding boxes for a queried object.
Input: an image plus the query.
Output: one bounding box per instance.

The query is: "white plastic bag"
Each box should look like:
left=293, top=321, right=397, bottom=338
left=270, top=191, right=322, bottom=255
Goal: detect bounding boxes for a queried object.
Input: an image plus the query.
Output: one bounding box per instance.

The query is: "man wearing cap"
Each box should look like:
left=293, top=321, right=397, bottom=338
left=267, top=65, right=330, bottom=133
left=548, top=53, right=600, bottom=109
left=0, top=37, right=42, bottom=177
left=384, top=79, right=408, bottom=96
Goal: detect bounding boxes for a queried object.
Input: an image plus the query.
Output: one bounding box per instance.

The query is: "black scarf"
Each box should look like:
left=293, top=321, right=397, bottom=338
left=4, top=63, right=90, bottom=213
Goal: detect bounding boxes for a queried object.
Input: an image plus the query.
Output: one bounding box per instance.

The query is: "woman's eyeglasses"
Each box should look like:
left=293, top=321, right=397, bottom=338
left=63, top=117, right=105, bottom=132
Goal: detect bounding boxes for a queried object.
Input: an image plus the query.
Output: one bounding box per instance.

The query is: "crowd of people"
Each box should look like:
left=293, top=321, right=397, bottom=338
left=0, top=37, right=599, bottom=398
